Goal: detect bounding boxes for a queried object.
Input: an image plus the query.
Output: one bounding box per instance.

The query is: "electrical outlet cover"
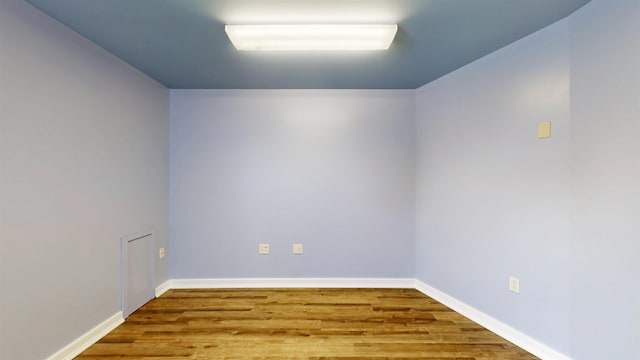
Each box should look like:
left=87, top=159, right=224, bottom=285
left=509, top=276, right=520, bottom=293
left=259, top=244, right=270, bottom=254
left=293, top=243, right=303, bottom=254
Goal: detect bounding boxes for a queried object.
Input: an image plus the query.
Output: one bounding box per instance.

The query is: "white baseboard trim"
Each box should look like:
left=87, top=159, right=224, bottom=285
left=155, top=280, right=171, bottom=297
left=45, top=311, right=124, bottom=360
left=414, top=280, right=571, bottom=360
left=47, top=279, right=570, bottom=360
left=169, top=277, right=415, bottom=289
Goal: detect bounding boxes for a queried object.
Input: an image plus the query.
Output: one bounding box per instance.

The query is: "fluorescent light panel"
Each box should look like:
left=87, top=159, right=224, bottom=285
left=225, top=24, right=398, bottom=51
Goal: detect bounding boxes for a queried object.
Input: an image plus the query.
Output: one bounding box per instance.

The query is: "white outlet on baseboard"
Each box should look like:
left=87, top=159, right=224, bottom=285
left=159, top=247, right=165, bottom=259
left=293, top=243, right=303, bottom=254
left=259, top=243, right=270, bottom=255
left=509, top=276, right=520, bottom=293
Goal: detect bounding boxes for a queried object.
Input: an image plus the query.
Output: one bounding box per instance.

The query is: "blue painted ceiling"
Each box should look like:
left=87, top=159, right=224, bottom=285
left=24, top=0, right=590, bottom=89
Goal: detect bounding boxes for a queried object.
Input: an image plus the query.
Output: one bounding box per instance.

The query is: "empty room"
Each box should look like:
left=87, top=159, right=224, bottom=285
left=1, top=0, right=638, bottom=359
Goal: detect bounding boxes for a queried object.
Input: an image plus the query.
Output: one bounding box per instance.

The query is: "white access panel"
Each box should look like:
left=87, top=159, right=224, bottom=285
left=121, top=231, right=154, bottom=318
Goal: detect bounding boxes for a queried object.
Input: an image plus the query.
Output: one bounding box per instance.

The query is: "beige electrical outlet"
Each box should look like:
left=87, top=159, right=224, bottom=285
left=293, top=243, right=303, bottom=254
left=259, top=244, right=270, bottom=255
left=509, top=276, right=520, bottom=293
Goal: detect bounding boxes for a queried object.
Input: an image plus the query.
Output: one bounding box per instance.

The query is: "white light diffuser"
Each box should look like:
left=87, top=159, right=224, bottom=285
left=225, top=24, right=398, bottom=51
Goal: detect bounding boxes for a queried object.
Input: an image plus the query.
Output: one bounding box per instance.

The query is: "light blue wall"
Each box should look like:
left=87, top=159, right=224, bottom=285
left=0, top=1, right=169, bottom=359
left=568, top=1, right=640, bottom=359
left=170, top=90, right=415, bottom=278
left=415, top=0, right=639, bottom=358
left=415, top=16, right=572, bottom=354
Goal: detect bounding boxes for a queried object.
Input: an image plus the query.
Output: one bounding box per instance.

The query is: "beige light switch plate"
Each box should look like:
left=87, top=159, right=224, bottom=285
left=538, top=121, right=551, bottom=139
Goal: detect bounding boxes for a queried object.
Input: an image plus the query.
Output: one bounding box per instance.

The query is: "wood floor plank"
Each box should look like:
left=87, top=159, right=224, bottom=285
left=75, top=288, right=538, bottom=359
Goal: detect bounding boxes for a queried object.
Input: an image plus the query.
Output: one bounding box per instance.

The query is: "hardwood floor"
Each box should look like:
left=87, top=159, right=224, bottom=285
left=76, top=288, right=538, bottom=359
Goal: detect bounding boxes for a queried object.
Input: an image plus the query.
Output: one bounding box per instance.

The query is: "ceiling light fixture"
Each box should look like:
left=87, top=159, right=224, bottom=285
left=225, top=24, right=398, bottom=51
